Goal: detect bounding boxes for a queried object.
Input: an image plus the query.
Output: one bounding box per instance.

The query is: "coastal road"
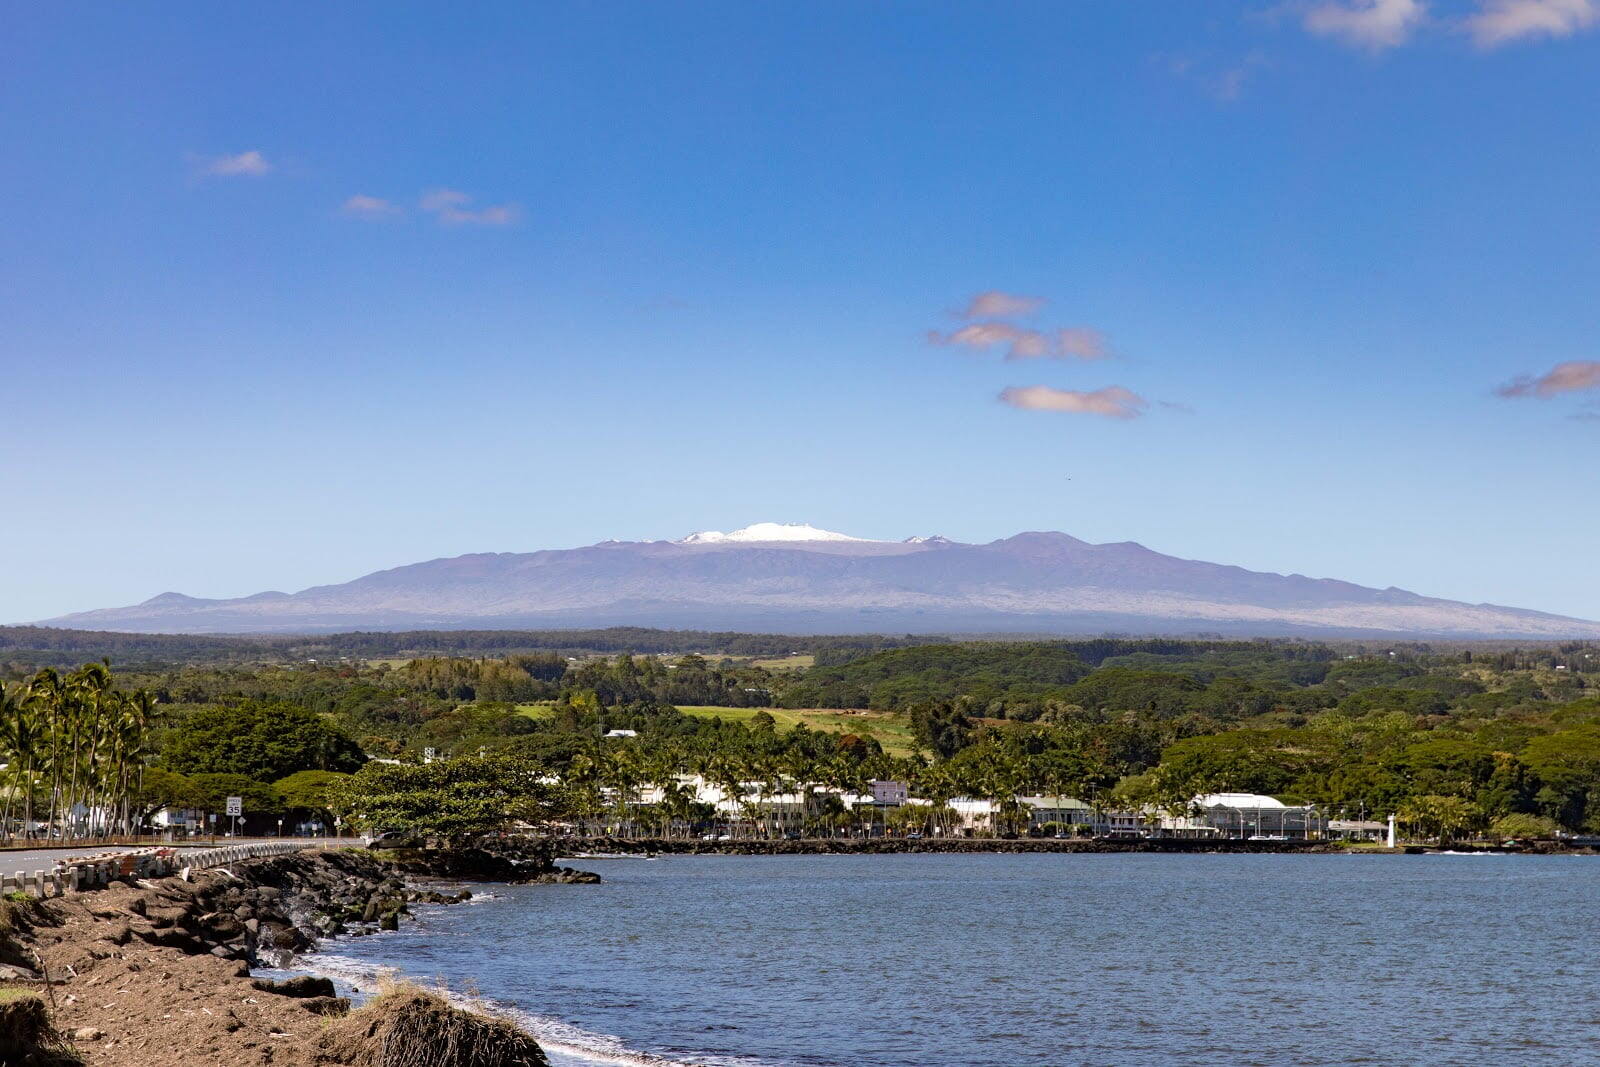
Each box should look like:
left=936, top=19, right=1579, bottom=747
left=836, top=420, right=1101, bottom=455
left=0, top=847, right=124, bottom=872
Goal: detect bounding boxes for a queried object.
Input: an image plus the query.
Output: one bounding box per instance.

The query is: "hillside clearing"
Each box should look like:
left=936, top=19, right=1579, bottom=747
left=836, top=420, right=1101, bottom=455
left=677, top=706, right=915, bottom=756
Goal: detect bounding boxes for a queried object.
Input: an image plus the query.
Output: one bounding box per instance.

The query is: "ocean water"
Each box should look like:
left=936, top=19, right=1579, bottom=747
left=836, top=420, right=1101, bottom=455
left=302, top=853, right=1600, bottom=1067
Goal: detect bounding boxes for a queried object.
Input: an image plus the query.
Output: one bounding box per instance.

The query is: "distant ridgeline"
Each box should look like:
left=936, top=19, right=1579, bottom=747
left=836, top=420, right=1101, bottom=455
left=0, top=624, right=943, bottom=670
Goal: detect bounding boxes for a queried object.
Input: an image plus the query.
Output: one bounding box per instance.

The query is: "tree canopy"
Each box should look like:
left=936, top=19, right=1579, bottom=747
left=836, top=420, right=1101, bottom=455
left=161, top=700, right=365, bottom=780
left=330, top=754, right=562, bottom=841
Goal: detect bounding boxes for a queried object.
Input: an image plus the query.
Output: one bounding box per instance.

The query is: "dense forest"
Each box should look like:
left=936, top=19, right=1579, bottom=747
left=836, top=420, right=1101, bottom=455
left=0, top=625, right=933, bottom=670
left=2, top=631, right=1597, bottom=840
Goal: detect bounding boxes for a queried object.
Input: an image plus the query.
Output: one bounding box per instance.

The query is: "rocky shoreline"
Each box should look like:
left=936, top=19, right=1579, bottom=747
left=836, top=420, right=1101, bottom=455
left=559, top=835, right=1600, bottom=857
left=0, top=844, right=599, bottom=1065
left=561, top=835, right=1345, bottom=855
left=379, top=841, right=602, bottom=885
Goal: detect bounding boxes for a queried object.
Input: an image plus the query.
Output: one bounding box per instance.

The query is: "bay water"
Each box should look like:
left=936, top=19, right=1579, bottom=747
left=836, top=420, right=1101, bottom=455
left=303, top=853, right=1600, bottom=1066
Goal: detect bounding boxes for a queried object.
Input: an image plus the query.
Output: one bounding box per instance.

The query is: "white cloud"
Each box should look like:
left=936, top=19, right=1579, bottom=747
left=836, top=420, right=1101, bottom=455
left=1303, top=0, right=1427, bottom=50
left=928, top=323, right=1108, bottom=361
left=199, top=150, right=271, bottom=178
left=960, top=291, right=1044, bottom=319
left=1496, top=360, right=1600, bottom=397
left=998, top=385, right=1149, bottom=419
left=1466, top=0, right=1598, bottom=47
left=341, top=194, right=399, bottom=219
left=419, top=188, right=522, bottom=226
left=929, top=322, right=1038, bottom=357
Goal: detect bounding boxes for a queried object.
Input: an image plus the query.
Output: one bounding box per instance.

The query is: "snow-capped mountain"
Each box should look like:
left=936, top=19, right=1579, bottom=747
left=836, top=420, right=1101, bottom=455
left=676, top=522, right=877, bottom=545
left=33, top=525, right=1600, bottom=638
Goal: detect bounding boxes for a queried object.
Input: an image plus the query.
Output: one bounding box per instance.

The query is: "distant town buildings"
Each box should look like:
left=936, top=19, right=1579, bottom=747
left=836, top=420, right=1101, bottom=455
left=569, top=774, right=1329, bottom=841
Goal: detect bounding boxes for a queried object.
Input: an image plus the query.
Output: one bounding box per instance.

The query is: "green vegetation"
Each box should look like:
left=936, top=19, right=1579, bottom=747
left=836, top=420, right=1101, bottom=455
left=514, top=702, right=556, bottom=720
left=159, top=700, right=366, bottom=780
left=0, top=625, right=930, bottom=671
left=332, top=755, right=562, bottom=840
left=783, top=641, right=1093, bottom=710
left=3, top=634, right=1597, bottom=842
left=677, top=706, right=917, bottom=755
left=746, top=654, right=815, bottom=671
left=0, top=663, right=156, bottom=840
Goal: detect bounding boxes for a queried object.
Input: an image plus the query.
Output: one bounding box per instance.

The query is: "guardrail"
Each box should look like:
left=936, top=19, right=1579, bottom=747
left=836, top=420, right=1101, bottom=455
left=179, top=840, right=311, bottom=871
left=1, top=840, right=318, bottom=899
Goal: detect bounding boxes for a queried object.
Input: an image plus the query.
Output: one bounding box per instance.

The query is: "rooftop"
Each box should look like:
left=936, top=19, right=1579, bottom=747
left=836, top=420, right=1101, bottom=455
left=1193, top=792, right=1290, bottom=810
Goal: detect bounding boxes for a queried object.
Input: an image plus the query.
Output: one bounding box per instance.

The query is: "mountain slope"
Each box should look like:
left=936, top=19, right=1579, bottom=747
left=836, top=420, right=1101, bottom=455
left=33, top=524, right=1600, bottom=638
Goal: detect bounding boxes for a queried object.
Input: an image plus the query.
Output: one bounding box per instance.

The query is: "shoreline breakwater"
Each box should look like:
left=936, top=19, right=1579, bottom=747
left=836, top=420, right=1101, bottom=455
left=563, top=835, right=1344, bottom=855
left=558, top=835, right=1599, bottom=857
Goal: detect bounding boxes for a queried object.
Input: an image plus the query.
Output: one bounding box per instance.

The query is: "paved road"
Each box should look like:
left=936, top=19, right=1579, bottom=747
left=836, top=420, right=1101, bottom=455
left=0, top=847, right=119, bottom=872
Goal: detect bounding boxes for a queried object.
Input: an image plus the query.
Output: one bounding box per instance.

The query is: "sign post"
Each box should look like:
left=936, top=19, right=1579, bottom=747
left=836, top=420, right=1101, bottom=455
left=226, top=795, right=243, bottom=837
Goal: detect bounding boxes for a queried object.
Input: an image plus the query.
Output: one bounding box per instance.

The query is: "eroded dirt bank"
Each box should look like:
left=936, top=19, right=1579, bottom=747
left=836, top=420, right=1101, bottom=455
left=0, top=846, right=589, bottom=1066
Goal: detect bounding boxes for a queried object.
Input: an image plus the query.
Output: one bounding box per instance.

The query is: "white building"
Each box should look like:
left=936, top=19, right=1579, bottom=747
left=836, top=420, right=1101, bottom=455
left=1159, top=793, right=1318, bottom=839
left=1326, top=819, right=1385, bottom=841
left=150, top=806, right=204, bottom=833
left=628, top=774, right=816, bottom=833
left=946, top=796, right=1143, bottom=836
left=1019, top=795, right=1093, bottom=831
left=948, top=797, right=1000, bottom=834
left=1019, top=796, right=1147, bottom=836
left=869, top=780, right=909, bottom=805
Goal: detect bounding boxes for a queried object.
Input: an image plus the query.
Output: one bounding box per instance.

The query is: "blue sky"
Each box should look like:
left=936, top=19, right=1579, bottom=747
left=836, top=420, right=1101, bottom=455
left=4, top=1, right=1599, bottom=624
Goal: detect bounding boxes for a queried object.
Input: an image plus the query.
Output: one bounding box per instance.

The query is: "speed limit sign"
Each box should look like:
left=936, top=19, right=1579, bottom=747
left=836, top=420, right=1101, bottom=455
left=225, top=796, right=243, bottom=817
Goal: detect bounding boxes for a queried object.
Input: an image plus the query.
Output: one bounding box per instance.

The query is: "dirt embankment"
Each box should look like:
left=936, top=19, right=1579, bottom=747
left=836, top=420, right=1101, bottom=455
left=0, top=847, right=577, bottom=1066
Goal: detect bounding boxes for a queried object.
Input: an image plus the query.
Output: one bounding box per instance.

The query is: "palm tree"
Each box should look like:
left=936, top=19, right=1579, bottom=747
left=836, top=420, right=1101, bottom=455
left=116, top=690, right=157, bottom=837
left=23, top=669, right=66, bottom=840
left=0, top=683, right=38, bottom=839
left=606, top=745, right=646, bottom=838
left=0, top=666, right=155, bottom=842
left=564, top=749, right=605, bottom=836
left=68, top=664, right=115, bottom=839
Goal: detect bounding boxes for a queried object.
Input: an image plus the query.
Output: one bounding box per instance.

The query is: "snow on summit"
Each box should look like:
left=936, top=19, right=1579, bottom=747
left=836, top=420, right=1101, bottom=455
left=677, top=522, right=877, bottom=544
